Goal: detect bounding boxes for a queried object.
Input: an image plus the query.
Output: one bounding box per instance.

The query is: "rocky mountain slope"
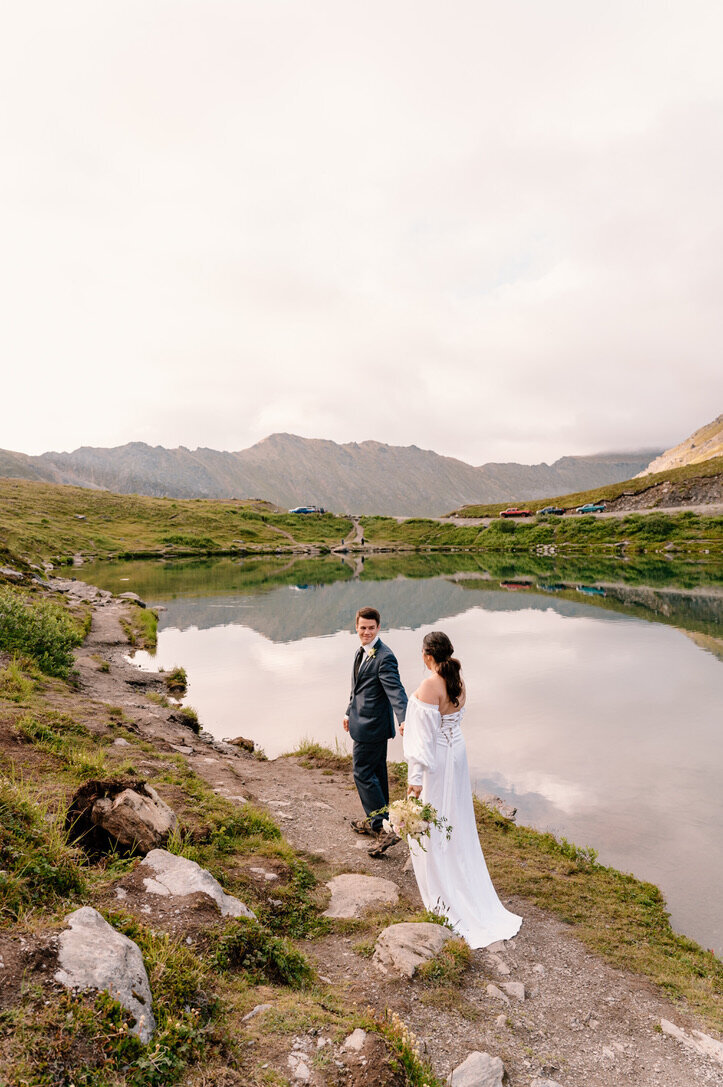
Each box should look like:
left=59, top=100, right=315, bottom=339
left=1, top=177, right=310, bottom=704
left=0, top=435, right=659, bottom=516
left=638, top=415, right=723, bottom=477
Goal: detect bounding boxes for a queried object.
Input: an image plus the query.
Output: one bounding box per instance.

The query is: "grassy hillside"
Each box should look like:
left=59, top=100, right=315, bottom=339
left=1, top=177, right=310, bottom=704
left=362, top=510, right=723, bottom=555
left=449, top=455, right=723, bottom=517
left=0, top=478, right=352, bottom=566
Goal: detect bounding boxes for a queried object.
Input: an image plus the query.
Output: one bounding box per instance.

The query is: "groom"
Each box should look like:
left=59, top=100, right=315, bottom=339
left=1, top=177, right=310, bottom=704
left=343, top=606, right=408, bottom=856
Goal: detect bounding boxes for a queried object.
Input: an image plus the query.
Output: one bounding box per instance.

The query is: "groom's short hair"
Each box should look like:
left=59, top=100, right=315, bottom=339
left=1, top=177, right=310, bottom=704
left=356, top=606, right=380, bottom=626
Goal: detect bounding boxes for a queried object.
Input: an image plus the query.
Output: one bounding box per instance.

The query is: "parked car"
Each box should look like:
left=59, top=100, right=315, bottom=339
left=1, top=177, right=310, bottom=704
left=499, top=507, right=532, bottom=518
left=538, top=505, right=566, bottom=515
left=288, top=505, right=326, bottom=514
left=575, top=502, right=606, bottom=514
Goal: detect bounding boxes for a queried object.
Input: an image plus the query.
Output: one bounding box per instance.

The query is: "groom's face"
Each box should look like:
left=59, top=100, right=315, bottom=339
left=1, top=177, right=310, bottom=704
left=356, top=617, right=380, bottom=645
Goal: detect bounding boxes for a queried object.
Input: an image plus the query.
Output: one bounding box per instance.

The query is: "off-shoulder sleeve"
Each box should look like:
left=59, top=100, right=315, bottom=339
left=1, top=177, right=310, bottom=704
left=403, top=697, right=439, bottom=786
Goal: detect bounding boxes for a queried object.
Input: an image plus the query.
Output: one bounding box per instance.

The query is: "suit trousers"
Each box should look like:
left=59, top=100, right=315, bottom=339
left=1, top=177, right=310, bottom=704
left=352, top=739, right=389, bottom=831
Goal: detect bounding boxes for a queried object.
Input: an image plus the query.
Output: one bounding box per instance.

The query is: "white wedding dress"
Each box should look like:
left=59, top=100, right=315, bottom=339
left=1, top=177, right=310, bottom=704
left=403, top=694, right=522, bottom=948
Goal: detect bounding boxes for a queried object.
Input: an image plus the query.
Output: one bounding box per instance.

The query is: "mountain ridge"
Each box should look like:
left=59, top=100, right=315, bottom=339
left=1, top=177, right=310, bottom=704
left=637, top=414, right=723, bottom=477
left=0, top=434, right=661, bottom=516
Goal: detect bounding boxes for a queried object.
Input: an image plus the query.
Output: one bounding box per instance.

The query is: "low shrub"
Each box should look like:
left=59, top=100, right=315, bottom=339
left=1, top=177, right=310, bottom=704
left=213, top=919, right=314, bottom=987
left=0, top=587, right=84, bottom=677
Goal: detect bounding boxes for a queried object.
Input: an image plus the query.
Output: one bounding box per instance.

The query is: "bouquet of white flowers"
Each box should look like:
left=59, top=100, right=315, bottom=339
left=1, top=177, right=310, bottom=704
left=383, top=797, right=452, bottom=850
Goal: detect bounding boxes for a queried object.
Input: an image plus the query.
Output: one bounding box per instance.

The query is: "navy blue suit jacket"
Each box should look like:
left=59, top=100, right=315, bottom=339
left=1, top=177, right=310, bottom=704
left=346, top=639, right=407, bottom=745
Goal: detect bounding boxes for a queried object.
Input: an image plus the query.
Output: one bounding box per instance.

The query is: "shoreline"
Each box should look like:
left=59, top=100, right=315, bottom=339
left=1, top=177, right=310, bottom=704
left=0, top=574, right=721, bottom=1085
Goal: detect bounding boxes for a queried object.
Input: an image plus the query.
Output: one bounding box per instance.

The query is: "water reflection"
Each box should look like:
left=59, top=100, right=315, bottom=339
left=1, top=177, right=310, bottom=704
left=84, top=553, right=723, bottom=954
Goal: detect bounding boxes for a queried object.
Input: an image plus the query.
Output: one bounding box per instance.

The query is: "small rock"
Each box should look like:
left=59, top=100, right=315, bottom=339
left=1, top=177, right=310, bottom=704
left=54, top=907, right=155, bottom=1042
left=486, top=983, right=510, bottom=1004
left=170, top=745, right=194, bottom=755
left=139, top=849, right=256, bottom=918
left=602, top=1046, right=616, bottom=1059
left=661, top=1019, right=723, bottom=1065
left=373, top=922, right=454, bottom=978
left=0, top=567, right=23, bottom=580
left=477, top=794, right=517, bottom=820
left=343, top=1028, right=367, bottom=1051
left=113, top=738, right=131, bottom=747
left=533, top=963, right=545, bottom=975
left=448, top=1050, right=505, bottom=1087
left=242, top=1003, right=272, bottom=1022
left=225, top=735, right=255, bottom=752
left=323, top=874, right=399, bottom=919
left=531, top=1080, right=564, bottom=1087
left=118, top=592, right=145, bottom=607
left=487, top=952, right=510, bottom=975
left=501, top=981, right=525, bottom=1002
left=494, top=1014, right=507, bottom=1028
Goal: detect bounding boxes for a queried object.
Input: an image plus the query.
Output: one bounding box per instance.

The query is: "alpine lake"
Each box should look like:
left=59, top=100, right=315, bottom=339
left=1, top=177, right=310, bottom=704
left=81, top=549, right=723, bottom=956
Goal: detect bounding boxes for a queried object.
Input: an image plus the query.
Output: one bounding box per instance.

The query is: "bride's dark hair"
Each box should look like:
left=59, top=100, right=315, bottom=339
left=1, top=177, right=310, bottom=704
left=423, top=631, right=463, bottom=706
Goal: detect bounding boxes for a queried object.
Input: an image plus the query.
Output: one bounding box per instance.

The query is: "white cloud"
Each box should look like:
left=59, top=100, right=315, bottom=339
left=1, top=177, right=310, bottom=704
left=2, top=1, right=722, bottom=461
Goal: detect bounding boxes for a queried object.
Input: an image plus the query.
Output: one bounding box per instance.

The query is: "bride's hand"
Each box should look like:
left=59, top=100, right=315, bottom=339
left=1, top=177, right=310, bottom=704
left=407, top=785, right=422, bottom=799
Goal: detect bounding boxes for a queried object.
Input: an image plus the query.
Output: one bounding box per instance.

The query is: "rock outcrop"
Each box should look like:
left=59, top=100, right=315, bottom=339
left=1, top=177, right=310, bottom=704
left=66, top=780, right=177, bottom=855
left=373, top=921, right=454, bottom=978
left=323, top=873, right=399, bottom=919
left=54, top=907, right=155, bottom=1042
left=138, top=848, right=256, bottom=918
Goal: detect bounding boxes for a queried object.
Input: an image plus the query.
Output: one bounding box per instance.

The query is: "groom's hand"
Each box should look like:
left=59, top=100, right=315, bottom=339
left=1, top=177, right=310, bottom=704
left=342, top=716, right=350, bottom=733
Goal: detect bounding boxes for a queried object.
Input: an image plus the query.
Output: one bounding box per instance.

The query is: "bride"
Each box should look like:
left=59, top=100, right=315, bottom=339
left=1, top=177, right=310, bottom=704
left=402, top=631, right=522, bottom=948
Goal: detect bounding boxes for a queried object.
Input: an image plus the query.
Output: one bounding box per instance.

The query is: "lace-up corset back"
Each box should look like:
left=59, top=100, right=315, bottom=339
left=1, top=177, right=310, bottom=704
left=439, top=705, right=465, bottom=743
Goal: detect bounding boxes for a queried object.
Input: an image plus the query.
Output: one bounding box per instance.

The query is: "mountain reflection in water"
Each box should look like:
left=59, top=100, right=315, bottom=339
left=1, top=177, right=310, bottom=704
left=85, top=553, right=723, bottom=954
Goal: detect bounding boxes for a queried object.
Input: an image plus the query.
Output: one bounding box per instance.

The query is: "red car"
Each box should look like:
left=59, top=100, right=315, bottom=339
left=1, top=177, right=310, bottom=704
left=499, top=507, right=532, bottom=518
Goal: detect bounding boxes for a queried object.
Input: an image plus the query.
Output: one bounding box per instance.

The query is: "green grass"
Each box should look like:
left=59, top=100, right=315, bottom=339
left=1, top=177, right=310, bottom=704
left=416, top=937, right=471, bottom=986
left=450, top=454, right=723, bottom=517
left=15, top=710, right=109, bottom=781
left=0, top=586, right=85, bottom=677
left=361, top=510, right=723, bottom=556
left=212, top=918, right=314, bottom=987
left=163, top=665, right=187, bottom=696
left=0, top=658, right=35, bottom=702
left=120, top=605, right=159, bottom=650
left=284, top=738, right=352, bottom=770
left=173, top=705, right=200, bottom=733
left=473, top=798, right=722, bottom=1028
left=0, top=477, right=352, bottom=565
left=0, top=774, right=86, bottom=923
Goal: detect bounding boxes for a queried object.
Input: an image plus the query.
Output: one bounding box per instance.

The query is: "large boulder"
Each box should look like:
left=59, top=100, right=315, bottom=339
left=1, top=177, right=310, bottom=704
left=373, top=921, right=454, bottom=978
left=322, top=873, right=399, bottom=919
left=54, top=907, right=155, bottom=1042
left=66, top=779, right=177, bottom=855
left=448, top=1051, right=505, bottom=1087
left=138, top=849, right=256, bottom=918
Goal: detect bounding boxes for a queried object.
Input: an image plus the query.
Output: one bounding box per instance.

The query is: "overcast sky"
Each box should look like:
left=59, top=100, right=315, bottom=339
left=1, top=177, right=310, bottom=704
left=2, top=2, right=722, bottom=465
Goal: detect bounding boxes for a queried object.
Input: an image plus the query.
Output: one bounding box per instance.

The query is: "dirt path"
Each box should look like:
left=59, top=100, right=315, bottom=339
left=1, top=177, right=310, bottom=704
left=67, top=596, right=723, bottom=1086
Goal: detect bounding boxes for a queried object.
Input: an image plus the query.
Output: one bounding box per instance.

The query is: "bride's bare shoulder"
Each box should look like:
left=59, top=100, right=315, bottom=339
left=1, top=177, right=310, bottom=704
left=414, top=675, right=443, bottom=705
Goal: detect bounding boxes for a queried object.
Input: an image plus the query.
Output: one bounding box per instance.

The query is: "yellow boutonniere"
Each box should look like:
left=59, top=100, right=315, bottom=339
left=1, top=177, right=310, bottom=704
left=367, top=647, right=377, bottom=660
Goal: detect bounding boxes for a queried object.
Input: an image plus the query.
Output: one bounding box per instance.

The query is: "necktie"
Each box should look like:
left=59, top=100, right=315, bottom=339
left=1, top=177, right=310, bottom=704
left=354, top=646, right=364, bottom=681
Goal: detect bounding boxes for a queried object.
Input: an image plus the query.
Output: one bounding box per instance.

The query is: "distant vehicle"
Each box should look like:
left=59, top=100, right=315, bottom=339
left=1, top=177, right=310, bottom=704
left=500, top=580, right=534, bottom=591
left=577, top=585, right=607, bottom=597
left=288, top=505, right=326, bottom=514
left=499, top=507, right=532, bottom=518
left=538, top=505, right=566, bottom=515
left=576, top=502, right=606, bottom=514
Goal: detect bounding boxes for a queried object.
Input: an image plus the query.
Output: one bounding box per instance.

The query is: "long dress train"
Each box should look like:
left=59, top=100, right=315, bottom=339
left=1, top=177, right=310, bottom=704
left=403, top=694, right=522, bottom=949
